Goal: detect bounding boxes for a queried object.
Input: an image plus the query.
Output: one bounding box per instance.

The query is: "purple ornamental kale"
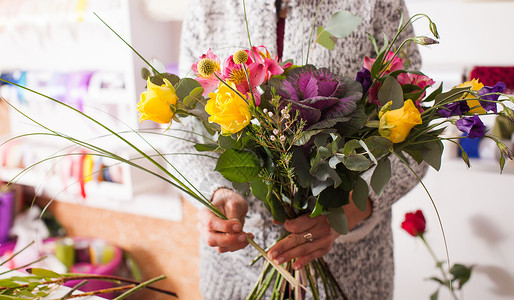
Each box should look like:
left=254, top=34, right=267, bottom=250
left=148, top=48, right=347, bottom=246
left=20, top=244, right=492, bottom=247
left=278, top=65, right=363, bottom=130
left=438, top=101, right=470, bottom=118
left=456, top=115, right=486, bottom=139
left=478, top=81, right=507, bottom=113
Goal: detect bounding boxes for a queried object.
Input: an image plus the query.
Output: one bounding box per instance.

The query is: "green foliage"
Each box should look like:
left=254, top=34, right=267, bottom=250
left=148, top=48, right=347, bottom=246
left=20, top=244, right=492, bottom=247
left=450, top=264, right=473, bottom=289
left=327, top=207, right=348, bottom=234
left=316, top=10, right=362, bottom=50
left=378, top=76, right=404, bottom=108
left=370, top=157, right=391, bottom=196
left=215, top=149, right=261, bottom=183
left=352, top=176, right=369, bottom=212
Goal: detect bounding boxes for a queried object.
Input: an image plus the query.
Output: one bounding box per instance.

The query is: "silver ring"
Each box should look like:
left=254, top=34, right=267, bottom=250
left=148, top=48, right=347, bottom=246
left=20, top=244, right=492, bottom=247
left=303, top=232, right=314, bottom=243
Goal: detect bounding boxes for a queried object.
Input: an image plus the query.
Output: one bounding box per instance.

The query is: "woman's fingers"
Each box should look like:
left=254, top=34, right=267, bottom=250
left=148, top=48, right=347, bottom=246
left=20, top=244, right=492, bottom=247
left=197, top=222, right=250, bottom=252
left=197, top=208, right=243, bottom=233
left=267, top=214, right=337, bottom=268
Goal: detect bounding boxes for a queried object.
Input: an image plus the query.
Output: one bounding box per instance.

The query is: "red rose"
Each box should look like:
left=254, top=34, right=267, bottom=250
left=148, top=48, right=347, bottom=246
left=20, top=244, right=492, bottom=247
left=401, top=210, right=426, bottom=237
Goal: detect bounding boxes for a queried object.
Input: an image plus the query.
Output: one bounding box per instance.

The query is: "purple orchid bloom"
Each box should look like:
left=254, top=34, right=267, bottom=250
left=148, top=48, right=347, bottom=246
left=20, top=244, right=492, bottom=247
left=478, top=81, right=507, bottom=113
left=278, top=65, right=362, bottom=130
left=456, top=115, right=486, bottom=139
left=438, top=101, right=470, bottom=118
left=356, top=68, right=372, bottom=95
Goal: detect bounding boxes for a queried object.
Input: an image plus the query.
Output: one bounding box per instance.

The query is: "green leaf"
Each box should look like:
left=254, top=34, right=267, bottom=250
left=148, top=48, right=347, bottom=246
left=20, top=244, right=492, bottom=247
left=370, top=157, right=391, bottom=196
left=324, top=10, right=362, bottom=39
left=294, top=129, right=325, bottom=146
left=316, top=26, right=337, bottom=50
left=378, top=76, right=404, bottom=108
left=328, top=207, right=348, bottom=234
left=194, top=143, right=219, bottom=152
left=149, top=72, right=180, bottom=86
left=183, top=87, right=204, bottom=109
left=268, top=189, right=287, bottom=223
left=342, top=139, right=362, bottom=156
left=364, top=136, right=392, bottom=160
left=430, top=289, right=439, bottom=300
left=342, top=154, right=371, bottom=171
left=434, top=87, right=469, bottom=105
left=450, top=264, right=473, bottom=289
left=215, top=149, right=261, bottom=183
left=353, top=176, right=369, bottom=212
left=175, top=78, right=202, bottom=101
left=291, top=147, right=311, bottom=188
left=423, top=82, right=443, bottom=103
left=421, top=140, right=444, bottom=171
left=141, top=67, right=151, bottom=80
left=0, top=280, right=21, bottom=288
left=26, top=268, right=61, bottom=278
left=310, top=199, right=324, bottom=218
left=250, top=177, right=268, bottom=202
left=370, top=51, right=386, bottom=79
left=318, top=186, right=349, bottom=208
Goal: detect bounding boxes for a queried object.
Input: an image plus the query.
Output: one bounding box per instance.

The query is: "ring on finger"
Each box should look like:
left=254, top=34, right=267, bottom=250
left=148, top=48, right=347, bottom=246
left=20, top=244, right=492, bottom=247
left=303, top=232, right=314, bottom=243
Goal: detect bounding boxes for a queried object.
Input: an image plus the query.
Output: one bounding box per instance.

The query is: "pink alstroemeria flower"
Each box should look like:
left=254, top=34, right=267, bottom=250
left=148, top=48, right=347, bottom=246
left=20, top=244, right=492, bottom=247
left=192, top=49, right=222, bottom=96
left=397, top=73, right=436, bottom=107
left=364, top=51, right=404, bottom=106
left=363, top=51, right=403, bottom=74
left=223, top=46, right=290, bottom=105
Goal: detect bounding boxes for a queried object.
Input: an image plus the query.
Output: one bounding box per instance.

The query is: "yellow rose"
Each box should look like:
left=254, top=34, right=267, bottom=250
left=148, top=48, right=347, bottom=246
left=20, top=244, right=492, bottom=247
left=379, top=99, right=422, bottom=143
left=206, top=82, right=251, bottom=135
left=137, top=78, right=178, bottom=124
left=458, top=79, right=485, bottom=114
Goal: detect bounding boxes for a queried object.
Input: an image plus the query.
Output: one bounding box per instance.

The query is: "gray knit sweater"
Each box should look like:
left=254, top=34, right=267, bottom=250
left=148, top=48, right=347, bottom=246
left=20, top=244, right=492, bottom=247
left=175, top=0, right=428, bottom=299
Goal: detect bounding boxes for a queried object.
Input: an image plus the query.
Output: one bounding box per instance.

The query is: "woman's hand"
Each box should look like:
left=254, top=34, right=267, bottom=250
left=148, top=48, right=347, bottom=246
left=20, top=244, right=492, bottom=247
left=267, top=214, right=339, bottom=271
left=196, top=188, right=253, bottom=253
left=267, top=196, right=373, bottom=270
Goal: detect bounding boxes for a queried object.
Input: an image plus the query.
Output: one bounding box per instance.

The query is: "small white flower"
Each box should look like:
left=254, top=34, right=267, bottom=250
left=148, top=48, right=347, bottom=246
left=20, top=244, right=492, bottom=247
left=268, top=111, right=274, bottom=117
left=273, top=129, right=279, bottom=135
left=284, top=113, right=290, bottom=119
left=270, top=135, right=277, bottom=142
left=280, top=135, right=286, bottom=142
left=263, top=108, right=268, bottom=113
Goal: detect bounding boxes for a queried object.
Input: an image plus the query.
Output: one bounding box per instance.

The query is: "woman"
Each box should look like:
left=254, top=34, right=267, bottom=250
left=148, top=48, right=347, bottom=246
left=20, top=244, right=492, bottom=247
left=175, top=0, right=428, bottom=299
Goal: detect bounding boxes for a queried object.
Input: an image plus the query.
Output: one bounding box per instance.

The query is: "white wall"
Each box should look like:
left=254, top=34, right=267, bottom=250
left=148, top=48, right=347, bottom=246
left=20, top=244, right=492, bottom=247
left=393, top=1, right=514, bottom=299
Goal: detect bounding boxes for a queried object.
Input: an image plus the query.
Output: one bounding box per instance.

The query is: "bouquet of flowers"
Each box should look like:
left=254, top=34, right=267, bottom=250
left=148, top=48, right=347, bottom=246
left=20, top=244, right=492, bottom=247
left=134, top=8, right=513, bottom=299
left=2, top=4, right=513, bottom=300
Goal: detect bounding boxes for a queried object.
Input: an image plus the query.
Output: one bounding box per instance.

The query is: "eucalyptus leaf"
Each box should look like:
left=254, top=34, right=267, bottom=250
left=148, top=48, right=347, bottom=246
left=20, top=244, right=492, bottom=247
left=353, top=176, right=369, bottom=212
left=215, top=149, right=261, bottom=183
left=149, top=73, right=180, bottom=86
left=328, top=207, right=348, bottom=234
left=342, top=139, right=362, bottom=156
left=370, top=157, right=391, bottom=196
left=176, top=78, right=202, bottom=101
left=141, top=67, right=151, bottom=80
left=292, top=147, right=311, bottom=188
left=364, top=136, right=392, bottom=159
left=316, top=26, right=337, bottom=50
left=183, top=86, right=204, bottom=109
left=342, top=154, right=371, bottom=171
left=378, top=76, right=404, bottom=108
left=311, top=177, right=334, bottom=196
left=324, top=10, right=362, bottom=39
